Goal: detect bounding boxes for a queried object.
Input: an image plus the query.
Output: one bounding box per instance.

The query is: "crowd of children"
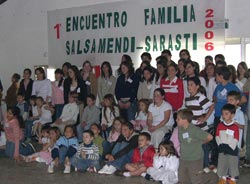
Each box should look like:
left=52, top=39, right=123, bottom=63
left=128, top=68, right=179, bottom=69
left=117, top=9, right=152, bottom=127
left=0, top=50, right=250, bottom=184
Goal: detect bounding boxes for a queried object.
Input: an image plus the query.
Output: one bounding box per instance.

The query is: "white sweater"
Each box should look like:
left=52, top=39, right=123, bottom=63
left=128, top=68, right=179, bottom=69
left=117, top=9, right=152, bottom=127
left=60, top=102, right=79, bottom=122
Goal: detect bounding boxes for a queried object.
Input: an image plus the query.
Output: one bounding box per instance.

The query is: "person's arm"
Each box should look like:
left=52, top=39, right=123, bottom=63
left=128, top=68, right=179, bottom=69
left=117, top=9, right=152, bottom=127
left=12, top=120, right=21, bottom=160
left=177, top=79, right=184, bottom=110
left=87, top=145, right=100, bottom=160
left=147, top=111, right=153, bottom=128
left=153, top=110, right=171, bottom=130
left=113, top=135, right=138, bottom=159
left=97, top=77, right=102, bottom=102
left=46, top=79, right=52, bottom=103
left=137, top=82, right=143, bottom=100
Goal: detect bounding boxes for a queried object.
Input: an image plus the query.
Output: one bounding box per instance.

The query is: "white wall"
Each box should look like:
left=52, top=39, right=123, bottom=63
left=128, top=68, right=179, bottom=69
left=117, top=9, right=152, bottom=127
left=0, top=0, right=249, bottom=92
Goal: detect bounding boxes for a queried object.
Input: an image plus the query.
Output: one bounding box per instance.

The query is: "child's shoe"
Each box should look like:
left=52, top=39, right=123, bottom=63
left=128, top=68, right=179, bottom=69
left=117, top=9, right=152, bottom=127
left=47, top=162, right=54, bottom=174
left=217, top=178, right=226, bottom=184
left=98, top=165, right=110, bottom=174
left=123, top=172, right=131, bottom=177
left=63, top=165, right=71, bottom=174
left=203, top=167, right=211, bottom=173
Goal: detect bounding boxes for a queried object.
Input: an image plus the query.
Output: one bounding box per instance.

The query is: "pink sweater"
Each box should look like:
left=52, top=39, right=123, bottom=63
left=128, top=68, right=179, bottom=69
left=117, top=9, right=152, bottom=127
left=4, top=119, right=24, bottom=157
left=52, top=81, right=64, bottom=105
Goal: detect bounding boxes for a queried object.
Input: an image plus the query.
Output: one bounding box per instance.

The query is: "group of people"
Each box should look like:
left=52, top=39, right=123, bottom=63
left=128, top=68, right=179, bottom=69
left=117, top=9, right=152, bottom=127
left=0, top=49, right=250, bottom=184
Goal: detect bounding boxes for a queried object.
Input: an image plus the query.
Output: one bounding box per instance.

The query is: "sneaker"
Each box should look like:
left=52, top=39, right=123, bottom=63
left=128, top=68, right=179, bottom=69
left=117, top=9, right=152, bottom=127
left=47, top=162, right=54, bottom=173
left=98, top=165, right=110, bottom=174
left=63, top=165, right=71, bottom=174
left=35, top=157, right=45, bottom=163
left=217, top=178, right=226, bottom=184
left=141, top=172, right=146, bottom=177
left=102, top=165, right=116, bottom=175
left=145, top=173, right=152, bottom=181
left=212, top=167, right=217, bottom=173
left=123, top=172, right=131, bottom=177
left=203, top=167, right=211, bottom=173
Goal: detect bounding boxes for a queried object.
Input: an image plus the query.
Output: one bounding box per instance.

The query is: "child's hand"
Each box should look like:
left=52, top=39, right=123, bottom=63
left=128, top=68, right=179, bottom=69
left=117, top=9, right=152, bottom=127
left=102, top=124, right=107, bottom=131
left=55, top=119, right=62, bottom=125
left=81, top=151, right=86, bottom=159
left=81, top=122, right=86, bottom=128
left=14, top=155, right=20, bottom=163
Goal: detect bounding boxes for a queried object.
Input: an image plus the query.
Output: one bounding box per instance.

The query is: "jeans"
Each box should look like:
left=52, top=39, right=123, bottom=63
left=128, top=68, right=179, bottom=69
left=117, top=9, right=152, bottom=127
left=25, top=120, right=34, bottom=138
left=55, top=104, right=64, bottom=120
left=203, top=143, right=210, bottom=167
left=52, top=146, right=77, bottom=164
left=120, top=101, right=137, bottom=121
left=108, top=142, right=133, bottom=170
left=102, top=141, right=114, bottom=157
left=0, top=141, right=34, bottom=158
left=70, top=157, right=100, bottom=171
left=210, top=116, right=221, bottom=166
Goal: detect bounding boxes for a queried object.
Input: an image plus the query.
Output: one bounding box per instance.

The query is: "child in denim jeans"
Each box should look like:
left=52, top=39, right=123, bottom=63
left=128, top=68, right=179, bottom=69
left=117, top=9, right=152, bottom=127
left=71, top=130, right=100, bottom=172
left=48, top=125, right=78, bottom=174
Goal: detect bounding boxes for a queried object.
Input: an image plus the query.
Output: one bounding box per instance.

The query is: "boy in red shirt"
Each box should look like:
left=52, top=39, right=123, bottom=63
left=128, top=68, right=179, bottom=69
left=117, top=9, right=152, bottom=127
left=216, top=104, right=239, bottom=184
left=123, top=132, right=155, bottom=177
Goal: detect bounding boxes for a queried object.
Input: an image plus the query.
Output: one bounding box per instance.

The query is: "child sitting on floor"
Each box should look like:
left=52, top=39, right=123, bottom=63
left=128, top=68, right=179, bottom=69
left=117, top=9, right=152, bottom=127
left=123, top=132, right=155, bottom=177
left=71, top=130, right=100, bottom=172
left=145, top=140, right=179, bottom=184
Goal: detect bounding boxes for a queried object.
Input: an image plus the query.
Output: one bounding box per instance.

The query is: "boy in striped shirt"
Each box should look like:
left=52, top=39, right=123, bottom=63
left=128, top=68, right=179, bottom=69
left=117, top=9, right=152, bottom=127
left=71, top=130, right=100, bottom=172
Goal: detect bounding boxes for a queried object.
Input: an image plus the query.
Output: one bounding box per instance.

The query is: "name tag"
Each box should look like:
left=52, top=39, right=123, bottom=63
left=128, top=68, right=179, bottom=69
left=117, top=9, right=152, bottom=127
left=4, top=123, right=9, bottom=128
left=182, top=132, right=189, bottom=139
left=85, top=81, right=91, bottom=86
left=127, top=78, right=133, bottom=83
left=77, top=88, right=81, bottom=93
left=86, top=150, right=94, bottom=154
left=220, top=88, right=227, bottom=96
left=226, top=129, right=234, bottom=136
left=59, top=86, right=64, bottom=91
left=107, top=81, right=112, bottom=85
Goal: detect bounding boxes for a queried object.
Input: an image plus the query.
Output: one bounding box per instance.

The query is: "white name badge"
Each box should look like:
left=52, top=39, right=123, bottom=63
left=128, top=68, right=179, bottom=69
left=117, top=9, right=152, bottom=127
left=59, top=86, right=64, bottom=91
left=226, top=129, right=234, bottom=136
left=182, top=132, right=189, bottom=139
left=127, top=78, right=133, bottom=83
left=4, top=123, right=9, bottom=128
left=85, top=81, right=91, bottom=85
left=77, top=88, right=81, bottom=93
left=107, top=81, right=112, bottom=85
left=220, top=88, right=227, bottom=96
left=87, top=150, right=94, bottom=154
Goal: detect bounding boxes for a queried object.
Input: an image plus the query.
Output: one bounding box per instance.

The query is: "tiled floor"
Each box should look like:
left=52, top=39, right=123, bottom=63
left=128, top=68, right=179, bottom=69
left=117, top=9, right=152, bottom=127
left=0, top=158, right=249, bottom=184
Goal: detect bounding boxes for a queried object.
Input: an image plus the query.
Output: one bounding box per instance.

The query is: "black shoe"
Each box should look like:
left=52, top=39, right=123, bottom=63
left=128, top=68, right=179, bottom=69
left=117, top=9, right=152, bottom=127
left=145, top=174, right=152, bottom=180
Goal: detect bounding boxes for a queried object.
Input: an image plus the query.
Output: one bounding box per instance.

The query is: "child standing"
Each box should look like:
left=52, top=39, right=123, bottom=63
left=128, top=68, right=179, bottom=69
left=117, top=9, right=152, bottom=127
left=131, top=99, right=150, bottom=132
left=77, top=94, right=100, bottom=142
left=71, top=130, right=100, bottom=172
left=123, top=132, right=155, bottom=177
left=227, top=91, right=245, bottom=150
left=212, top=66, right=243, bottom=168
left=48, top=125, right=78, bottom=174
left=52, top=92, right=79, bottom=134
left=145, top=140, right=179, bottom=184
left=176, top=109, right=214, bottom=184
left=216, top=104, right=239, bottom=184
left=101, top=94, right=120, bottom=137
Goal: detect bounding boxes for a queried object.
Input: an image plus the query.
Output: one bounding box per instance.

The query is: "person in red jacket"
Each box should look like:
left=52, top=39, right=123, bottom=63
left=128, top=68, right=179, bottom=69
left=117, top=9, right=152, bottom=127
left=160, top=63, right=184, bottom=112
left=123, top=132, right=155, bottom=177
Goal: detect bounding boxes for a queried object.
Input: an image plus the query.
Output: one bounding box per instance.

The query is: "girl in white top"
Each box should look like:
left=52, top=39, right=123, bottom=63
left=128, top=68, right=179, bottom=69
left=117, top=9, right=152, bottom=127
left=131, top=99, right=150, bottom=132
left=101, top=94, right=120, bottom=137
left=146, top=88, right=174, bottom=148
left=32, top=97, right=53, bottom=139
left=32, top=67, right=52, bottom=103
left=146, top=140, right=179, bottom=184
